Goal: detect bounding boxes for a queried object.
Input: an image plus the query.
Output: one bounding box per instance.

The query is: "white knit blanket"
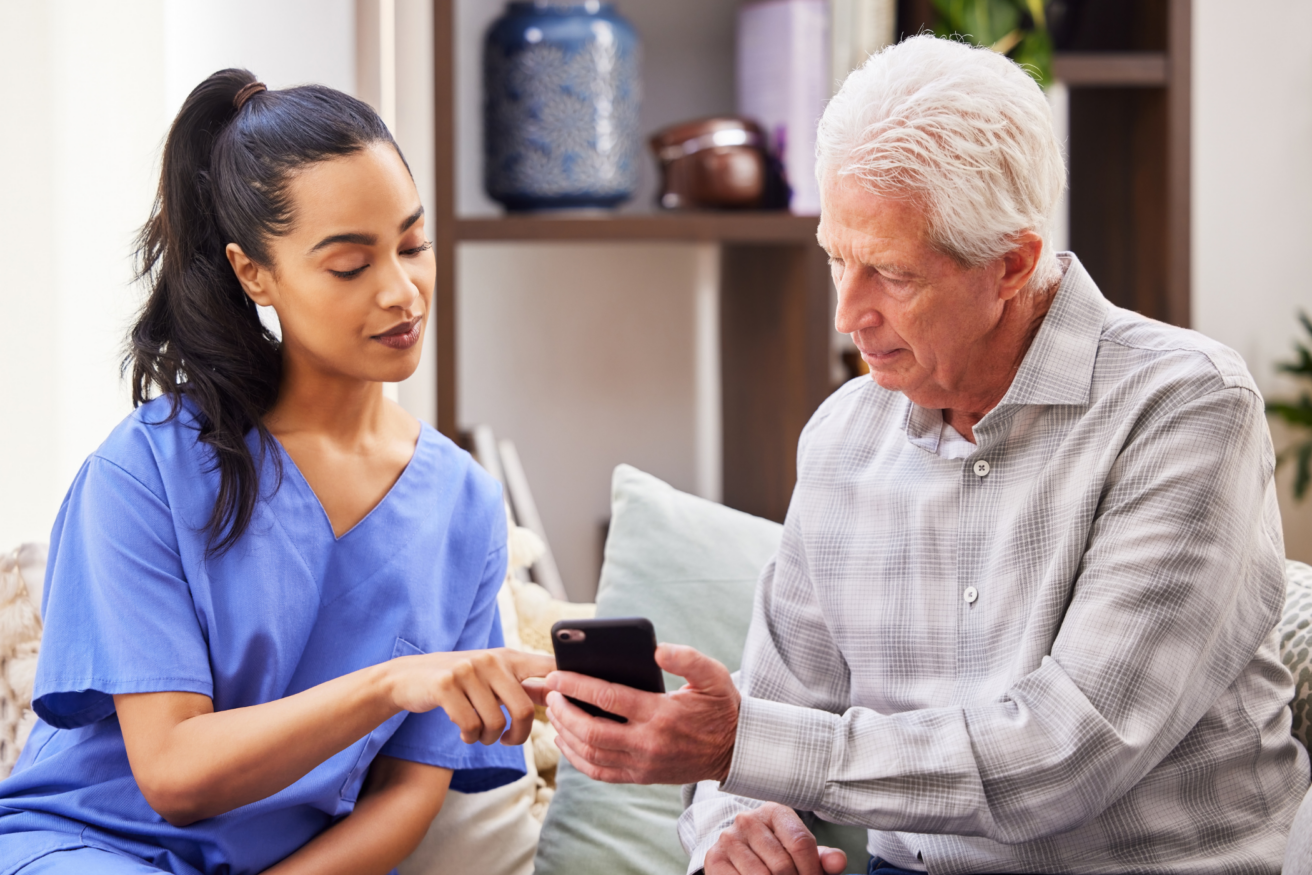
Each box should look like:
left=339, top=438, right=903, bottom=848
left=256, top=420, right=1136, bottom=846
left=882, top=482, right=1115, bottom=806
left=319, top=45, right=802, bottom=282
left=0, top=543, right=43, bottom=778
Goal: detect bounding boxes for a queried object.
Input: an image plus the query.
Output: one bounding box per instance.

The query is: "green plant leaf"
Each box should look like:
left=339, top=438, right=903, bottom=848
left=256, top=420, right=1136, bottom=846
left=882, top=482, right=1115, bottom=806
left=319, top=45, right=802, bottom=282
left=1267, top=395, right=1312, bottom=427
left=1296, top=441, right=1312, bottom=500
left=1010, top=28, right=1054, bottom=86
left=1269, top=311, right=1312, bottom=502
left=930, top=0, right=1051, bottom=86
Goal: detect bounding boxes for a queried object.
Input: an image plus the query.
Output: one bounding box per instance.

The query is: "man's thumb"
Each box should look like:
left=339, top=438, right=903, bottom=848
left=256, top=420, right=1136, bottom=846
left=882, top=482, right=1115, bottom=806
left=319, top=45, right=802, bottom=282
left=656, top=643, right=729, bottom=690
left=818, top=847, right=848, bottom=875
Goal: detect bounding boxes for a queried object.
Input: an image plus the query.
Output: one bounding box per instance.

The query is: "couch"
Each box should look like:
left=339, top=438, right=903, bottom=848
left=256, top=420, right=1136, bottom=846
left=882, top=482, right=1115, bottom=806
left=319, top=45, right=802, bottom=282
left=2, top=466, right=1310, bottom=873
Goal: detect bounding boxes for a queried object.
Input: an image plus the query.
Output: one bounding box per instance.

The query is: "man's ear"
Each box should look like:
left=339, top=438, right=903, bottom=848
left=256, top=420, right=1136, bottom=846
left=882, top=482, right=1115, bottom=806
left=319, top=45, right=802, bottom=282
left=997, top=232, right=1043, bottom=302
left=226, top=243, right=273, bottom=307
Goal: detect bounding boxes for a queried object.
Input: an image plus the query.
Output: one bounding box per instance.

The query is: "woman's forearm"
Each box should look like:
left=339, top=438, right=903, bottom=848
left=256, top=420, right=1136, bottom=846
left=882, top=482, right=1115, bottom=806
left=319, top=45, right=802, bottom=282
left=115, top=661, right=401, bottom=825
left=262, top=756, right=451, bottom=875
left=114, top=648, right=551, bottom=826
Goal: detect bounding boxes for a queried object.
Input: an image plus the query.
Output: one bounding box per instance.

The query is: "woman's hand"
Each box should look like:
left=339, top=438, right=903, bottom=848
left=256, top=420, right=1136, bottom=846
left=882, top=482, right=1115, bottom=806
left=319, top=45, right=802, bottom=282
left=387, top=648, right=555, bottom=746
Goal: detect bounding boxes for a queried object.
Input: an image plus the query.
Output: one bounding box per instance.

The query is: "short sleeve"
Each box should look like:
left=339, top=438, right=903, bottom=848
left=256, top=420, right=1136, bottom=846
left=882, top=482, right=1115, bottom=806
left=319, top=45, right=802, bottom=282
left=33, top=455, right=213, bottom=728
left=379, top=499, right=526, bottom=792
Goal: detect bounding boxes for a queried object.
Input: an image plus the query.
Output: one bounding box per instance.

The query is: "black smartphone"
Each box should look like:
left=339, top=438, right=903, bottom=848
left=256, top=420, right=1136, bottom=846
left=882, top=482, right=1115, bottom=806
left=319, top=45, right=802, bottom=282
left=550, top=616, right=665, bottom=722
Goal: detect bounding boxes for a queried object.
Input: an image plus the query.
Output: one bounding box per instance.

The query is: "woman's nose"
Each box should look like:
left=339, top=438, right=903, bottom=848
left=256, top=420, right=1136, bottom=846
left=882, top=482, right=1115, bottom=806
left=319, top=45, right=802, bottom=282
left=376, top=259, right=421, bottom=312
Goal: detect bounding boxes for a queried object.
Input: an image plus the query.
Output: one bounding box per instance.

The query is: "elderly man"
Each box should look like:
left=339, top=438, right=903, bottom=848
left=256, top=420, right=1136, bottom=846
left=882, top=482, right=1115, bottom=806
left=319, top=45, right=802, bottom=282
left=544, top=36, right=1309, bottom=875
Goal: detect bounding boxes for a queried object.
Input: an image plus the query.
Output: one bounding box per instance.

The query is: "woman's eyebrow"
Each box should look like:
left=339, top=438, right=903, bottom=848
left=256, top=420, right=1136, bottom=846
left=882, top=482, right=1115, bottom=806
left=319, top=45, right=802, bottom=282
left=307, top=206, right=424, bottom=254
left=308, top=232, right=376, bottom=254
left=400, top=205, right=424, bottom=233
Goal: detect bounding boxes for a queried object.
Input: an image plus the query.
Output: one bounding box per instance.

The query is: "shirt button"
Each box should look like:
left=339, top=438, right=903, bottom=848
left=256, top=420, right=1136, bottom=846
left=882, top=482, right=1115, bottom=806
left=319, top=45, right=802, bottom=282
left=963, top=586, right=979, bottom=604
left=973, top=459, right=991, bottom=477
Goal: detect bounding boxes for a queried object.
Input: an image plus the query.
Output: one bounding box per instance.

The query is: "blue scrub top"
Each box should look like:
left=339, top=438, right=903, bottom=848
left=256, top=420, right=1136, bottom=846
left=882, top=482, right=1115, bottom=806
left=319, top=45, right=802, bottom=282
left=0, top=396, right=524, bottom=875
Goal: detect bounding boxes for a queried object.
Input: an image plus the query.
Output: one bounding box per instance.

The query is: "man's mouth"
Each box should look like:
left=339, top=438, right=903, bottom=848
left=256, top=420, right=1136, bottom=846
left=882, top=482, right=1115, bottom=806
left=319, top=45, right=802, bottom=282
left=857, top=344, right=904, bottom=364
left=373, top=318, right=423, bottom=350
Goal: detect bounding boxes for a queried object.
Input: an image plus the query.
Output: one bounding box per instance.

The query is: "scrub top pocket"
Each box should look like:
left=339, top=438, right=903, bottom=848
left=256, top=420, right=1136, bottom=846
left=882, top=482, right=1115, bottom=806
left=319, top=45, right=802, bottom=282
left=338, top=637, right=422, bottom=803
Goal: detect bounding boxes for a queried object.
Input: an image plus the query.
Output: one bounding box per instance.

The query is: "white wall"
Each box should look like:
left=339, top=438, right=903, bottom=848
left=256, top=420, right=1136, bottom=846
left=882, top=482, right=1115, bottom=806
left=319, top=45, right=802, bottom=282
left=0, top=0, right=358, bottom=551
left=0, top=1, right=167, bottom=550
left=163, top=1, right=355, bottom=113
left=459, top=243, right=719, bottom=601
left=1193, top=0, right=1312, bottom=560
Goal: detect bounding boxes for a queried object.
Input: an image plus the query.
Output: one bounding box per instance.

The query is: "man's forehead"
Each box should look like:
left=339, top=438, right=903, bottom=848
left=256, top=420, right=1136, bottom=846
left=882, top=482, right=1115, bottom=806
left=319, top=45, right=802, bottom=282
left=820, top=199, right=927, bottom=254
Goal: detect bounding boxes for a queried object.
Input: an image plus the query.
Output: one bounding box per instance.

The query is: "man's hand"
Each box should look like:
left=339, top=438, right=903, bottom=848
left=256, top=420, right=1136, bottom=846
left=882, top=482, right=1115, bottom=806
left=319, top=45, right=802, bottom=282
left=706, top=803, right=848, bottom=875
left=544, top=643, right=739, bottom=785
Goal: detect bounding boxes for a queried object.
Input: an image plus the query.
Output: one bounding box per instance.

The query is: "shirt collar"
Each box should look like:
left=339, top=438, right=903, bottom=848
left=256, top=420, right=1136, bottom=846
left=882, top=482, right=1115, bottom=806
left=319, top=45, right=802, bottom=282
left=901, top=253, right=1110, bottom=451
left=992, top=252, right=1110, bottom=409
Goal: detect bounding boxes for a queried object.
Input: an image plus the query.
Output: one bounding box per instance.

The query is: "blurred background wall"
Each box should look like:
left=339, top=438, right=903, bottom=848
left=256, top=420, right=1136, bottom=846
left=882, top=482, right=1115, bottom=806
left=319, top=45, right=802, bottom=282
left=1, top=0, right=1309, bottom=590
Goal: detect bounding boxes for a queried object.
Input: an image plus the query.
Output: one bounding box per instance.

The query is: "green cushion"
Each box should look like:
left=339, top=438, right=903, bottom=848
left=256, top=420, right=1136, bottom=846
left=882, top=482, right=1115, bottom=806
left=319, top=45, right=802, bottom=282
left=533, top=465, right=868, bottom=875
left=1281, top=560, right=1312, bottom=751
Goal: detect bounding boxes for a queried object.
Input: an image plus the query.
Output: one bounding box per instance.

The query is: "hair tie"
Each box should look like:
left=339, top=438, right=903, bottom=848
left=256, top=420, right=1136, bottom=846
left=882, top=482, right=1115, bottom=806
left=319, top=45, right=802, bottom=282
left=233, top=82, right=267, bottom=111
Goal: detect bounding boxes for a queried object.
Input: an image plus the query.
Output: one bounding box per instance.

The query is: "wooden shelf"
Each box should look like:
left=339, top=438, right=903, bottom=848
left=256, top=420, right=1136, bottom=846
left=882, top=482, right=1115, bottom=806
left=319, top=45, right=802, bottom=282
left=1054, top=52, right=1169, bottom=87
left=455, top=212, right=821, bottom=244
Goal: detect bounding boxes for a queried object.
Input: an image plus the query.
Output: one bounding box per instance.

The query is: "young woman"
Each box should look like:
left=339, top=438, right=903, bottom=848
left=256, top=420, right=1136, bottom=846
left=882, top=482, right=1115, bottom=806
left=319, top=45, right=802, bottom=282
left=0, top=69, right=553, bottom=875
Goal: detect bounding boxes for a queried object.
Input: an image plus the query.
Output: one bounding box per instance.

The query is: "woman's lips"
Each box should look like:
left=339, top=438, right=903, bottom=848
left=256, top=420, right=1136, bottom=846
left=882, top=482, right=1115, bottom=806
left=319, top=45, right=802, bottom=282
left=373, top=318, right=422, bottom=350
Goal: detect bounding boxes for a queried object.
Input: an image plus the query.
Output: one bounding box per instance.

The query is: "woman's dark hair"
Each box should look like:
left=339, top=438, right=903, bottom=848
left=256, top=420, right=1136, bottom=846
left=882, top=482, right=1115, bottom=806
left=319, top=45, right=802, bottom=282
left=130, top=69, right=396, bottom=553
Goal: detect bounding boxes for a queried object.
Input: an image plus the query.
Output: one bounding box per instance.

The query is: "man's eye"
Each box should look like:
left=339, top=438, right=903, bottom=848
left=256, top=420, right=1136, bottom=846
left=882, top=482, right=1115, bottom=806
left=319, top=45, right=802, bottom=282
left=329, top=265, right=368, bottom=279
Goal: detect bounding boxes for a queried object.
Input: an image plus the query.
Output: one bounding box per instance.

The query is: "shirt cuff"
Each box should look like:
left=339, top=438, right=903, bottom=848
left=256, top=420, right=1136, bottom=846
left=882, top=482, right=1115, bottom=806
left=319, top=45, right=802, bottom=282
left=721, top=695, right=839, bottom=812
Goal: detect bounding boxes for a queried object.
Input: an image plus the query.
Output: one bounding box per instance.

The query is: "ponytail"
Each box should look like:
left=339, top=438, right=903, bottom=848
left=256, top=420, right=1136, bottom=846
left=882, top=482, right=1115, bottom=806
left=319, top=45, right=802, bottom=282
left=129, top=69, right=394, bottom=553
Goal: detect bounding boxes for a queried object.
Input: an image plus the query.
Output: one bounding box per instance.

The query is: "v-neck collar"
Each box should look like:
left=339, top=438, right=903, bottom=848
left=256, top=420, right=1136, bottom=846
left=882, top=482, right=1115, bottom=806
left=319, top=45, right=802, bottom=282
left=272, top=425, right=431, bottom=544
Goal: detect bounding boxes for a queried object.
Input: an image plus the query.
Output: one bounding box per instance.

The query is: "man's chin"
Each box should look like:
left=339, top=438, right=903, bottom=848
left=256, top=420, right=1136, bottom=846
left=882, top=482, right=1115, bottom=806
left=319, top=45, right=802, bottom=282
left=868, top=368, right=910, bottom=393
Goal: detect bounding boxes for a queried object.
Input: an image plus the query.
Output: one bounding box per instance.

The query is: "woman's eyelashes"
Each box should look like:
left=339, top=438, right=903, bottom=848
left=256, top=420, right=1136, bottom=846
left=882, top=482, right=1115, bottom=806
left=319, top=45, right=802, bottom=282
left=327, top=241, right=433, bottom=279
left=329, top=264, right=368, bottom=279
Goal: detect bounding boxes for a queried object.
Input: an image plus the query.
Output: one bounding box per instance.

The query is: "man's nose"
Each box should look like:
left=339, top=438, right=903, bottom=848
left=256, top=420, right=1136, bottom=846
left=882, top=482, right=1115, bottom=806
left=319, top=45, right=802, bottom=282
left=834, top=274, right=881, bottom=335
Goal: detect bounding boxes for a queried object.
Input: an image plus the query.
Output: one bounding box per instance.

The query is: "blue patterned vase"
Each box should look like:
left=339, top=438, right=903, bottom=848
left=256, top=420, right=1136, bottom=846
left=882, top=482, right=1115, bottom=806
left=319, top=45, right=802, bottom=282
left=484, top=1, right=641, bottom=211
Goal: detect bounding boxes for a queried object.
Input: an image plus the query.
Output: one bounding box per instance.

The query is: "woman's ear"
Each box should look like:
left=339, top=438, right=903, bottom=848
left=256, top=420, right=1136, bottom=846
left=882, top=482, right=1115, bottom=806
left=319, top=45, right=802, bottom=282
left=225, top=243, right=273, bottom=307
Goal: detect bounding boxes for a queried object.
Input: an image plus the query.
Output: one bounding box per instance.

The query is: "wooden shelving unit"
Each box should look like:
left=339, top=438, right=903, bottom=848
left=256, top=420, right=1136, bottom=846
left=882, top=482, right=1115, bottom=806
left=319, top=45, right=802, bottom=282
left=1053, top=53, right=1168, bottom=87
left=433, top=0, right=1192, bottom=524
left=455, top=212, right=820, bottom=244
left=431, top=0, right=832, bottom=523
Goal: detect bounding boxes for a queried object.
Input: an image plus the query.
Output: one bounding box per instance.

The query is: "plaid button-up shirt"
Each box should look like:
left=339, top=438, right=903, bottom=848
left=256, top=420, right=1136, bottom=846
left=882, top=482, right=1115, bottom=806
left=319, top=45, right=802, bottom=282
left=679, top=255, right=1309, bottom=874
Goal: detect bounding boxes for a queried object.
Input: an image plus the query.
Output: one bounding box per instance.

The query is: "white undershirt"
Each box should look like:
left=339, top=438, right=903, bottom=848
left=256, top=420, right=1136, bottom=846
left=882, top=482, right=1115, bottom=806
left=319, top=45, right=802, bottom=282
left=935, top=418, right=977, bottom=460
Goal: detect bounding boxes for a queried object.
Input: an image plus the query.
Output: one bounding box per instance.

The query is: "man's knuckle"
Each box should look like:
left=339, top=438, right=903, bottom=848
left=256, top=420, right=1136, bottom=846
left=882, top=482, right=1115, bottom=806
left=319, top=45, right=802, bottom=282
left=580, top=722, right=606, bottom=749
left=594, top=686, right=619, bottom=713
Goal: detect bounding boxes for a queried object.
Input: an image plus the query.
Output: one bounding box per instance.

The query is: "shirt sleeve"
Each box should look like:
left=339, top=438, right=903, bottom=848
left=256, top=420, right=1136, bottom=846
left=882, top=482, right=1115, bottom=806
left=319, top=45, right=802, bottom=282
left=33, top=455, right=213, bottom=728
left=379, top=500, right=527, bottom=792
left=710, top=385, right=1285, bottom=846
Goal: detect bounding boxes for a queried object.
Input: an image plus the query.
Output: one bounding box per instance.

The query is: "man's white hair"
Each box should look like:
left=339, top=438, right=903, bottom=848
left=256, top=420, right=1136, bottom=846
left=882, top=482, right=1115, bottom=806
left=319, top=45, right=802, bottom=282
left=817, top=35, right=1066, bottom=292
